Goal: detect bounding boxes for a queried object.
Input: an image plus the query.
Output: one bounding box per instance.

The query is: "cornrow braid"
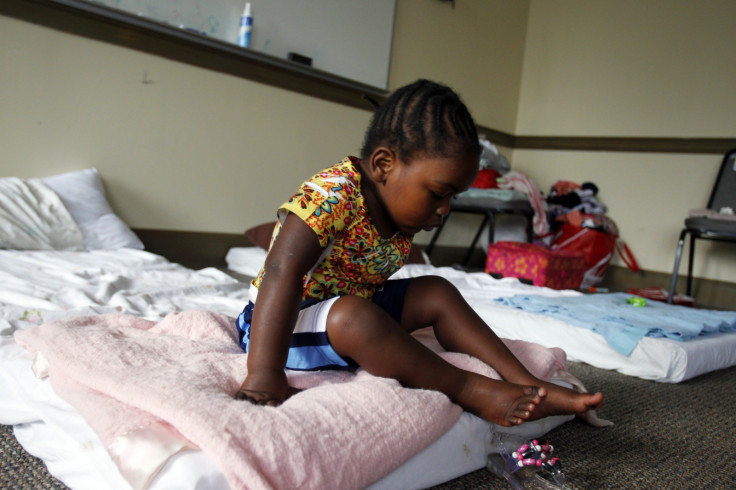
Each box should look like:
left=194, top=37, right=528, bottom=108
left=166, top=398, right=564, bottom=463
left=360, top=79, right=480, bottom=163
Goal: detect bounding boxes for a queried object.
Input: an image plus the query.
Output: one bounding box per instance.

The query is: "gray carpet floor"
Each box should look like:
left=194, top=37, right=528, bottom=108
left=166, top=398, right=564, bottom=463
left=2, top=361, right=735, bottom=489
left=434, top=362, right=736, bottom=489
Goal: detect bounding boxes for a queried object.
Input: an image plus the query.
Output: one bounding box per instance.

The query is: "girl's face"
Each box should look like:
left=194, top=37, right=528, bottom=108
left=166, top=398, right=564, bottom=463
left=381, top=151, right=478, bottom=236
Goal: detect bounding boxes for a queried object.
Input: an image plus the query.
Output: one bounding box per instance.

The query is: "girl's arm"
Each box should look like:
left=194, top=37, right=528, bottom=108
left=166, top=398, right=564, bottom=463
left=236, top=212, right=323, bottom=406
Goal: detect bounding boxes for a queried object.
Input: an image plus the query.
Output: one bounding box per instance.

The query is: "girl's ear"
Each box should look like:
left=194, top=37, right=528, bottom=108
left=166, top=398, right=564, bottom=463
left=368, top=147, right=396, bottom=183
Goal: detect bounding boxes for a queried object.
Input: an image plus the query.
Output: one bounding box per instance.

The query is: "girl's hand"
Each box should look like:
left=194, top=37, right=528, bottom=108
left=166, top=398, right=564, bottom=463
left=235, top=370, right=294, bottom=407
left=238, top=214, right=320, bottom=407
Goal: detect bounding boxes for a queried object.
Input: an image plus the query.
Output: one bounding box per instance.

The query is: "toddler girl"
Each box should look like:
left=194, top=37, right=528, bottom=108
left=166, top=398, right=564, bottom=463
left=235, top=79, right=603, bottom=427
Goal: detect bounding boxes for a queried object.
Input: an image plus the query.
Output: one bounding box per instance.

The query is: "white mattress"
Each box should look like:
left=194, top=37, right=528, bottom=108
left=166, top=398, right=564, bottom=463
left=0, top=249, right=572, bottom=490
left=398, top=265, right=736, bottom=383
left=227, top=247, right=736, bottom=383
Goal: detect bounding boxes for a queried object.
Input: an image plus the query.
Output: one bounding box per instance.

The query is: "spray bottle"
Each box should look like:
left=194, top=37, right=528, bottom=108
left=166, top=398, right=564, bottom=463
left=237, top=2, right=252, bottom=48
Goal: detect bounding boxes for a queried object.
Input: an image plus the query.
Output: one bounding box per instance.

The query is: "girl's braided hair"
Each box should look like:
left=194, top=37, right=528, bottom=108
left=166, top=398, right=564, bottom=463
left=360, top=79, right=480, bottom=163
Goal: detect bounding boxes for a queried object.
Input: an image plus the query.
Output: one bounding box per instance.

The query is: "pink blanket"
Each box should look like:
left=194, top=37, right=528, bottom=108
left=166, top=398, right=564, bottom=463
left=14, top=310, right=569, bottom=489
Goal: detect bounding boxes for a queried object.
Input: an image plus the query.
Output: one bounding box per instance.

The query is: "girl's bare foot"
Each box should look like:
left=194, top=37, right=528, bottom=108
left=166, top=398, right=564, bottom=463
left=459, top=374, right=547, bottom=427
left=528, top=381, right=603, bottom=421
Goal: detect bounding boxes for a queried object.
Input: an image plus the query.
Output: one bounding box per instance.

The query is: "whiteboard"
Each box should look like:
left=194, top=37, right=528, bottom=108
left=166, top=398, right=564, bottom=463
left=86, top=0, right=395, bottom=89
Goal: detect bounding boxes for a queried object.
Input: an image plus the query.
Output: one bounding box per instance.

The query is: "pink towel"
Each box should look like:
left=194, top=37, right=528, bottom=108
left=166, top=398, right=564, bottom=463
left=15, top=311, right=569, bottom=489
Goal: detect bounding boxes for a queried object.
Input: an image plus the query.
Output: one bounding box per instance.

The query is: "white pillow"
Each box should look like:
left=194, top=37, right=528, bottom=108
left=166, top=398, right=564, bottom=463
left=0, top=177, right=84, bottom=251
left=41, top=168, right=144, bottom=250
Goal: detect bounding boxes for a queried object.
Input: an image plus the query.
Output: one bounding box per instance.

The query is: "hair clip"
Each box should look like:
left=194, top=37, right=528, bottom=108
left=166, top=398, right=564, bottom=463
left=487, top=433, right=566, bottom=488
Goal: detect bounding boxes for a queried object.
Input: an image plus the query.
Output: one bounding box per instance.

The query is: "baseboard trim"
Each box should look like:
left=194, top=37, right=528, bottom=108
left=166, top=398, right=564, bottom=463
left=133, top=228, right=252, bottom=270
left=600, top=265, right=735, bottom=311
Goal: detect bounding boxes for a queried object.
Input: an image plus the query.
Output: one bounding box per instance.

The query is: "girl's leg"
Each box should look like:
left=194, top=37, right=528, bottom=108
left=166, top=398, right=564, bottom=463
left=400, top=276, right=603, bottom=419
left=326, top=295, right=544, bottom=427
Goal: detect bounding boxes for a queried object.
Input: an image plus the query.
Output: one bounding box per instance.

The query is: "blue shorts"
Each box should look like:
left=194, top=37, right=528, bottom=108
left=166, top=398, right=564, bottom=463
left=235, top=279, right=411, bottom=371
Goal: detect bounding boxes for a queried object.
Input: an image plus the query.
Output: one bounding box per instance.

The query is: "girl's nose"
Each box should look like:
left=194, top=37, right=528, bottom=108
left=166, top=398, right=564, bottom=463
left=437, top=197, right=452, bottom=216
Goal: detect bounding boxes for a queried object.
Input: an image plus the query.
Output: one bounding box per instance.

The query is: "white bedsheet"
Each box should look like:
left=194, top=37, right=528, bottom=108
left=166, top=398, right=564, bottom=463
left=0, top=249, right=572, bottom=490
left=0, top=249, right=248, bottom=489
left=226, top=247, right=736, bottom=383
left=0, top=249, right=249, bottom=323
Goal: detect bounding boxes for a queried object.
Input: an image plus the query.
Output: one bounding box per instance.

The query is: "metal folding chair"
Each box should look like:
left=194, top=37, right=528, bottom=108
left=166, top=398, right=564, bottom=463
left=667, top=148, right=736, bottom=303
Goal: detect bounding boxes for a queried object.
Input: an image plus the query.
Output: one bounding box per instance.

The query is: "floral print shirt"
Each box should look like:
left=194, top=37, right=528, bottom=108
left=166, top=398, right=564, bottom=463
left=252, top=157, right=412, bottom=302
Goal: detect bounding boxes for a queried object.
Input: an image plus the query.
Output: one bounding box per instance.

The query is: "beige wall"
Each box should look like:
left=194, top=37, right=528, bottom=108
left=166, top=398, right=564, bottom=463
left=1, top=0, right=734, bottom=284
left=390, top=0, right=529, bottom=134
left=0, top=14, right=370, bottom=231
left=515, top=0, right=736, bottom=282
left=0, top=0, right=526, bottom=235
left=518, top=0, right=736, bottom=137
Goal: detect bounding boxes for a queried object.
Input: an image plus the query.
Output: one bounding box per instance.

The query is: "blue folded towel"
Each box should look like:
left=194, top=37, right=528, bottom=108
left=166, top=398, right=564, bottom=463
left=494, top=293, right=736, bottom=356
